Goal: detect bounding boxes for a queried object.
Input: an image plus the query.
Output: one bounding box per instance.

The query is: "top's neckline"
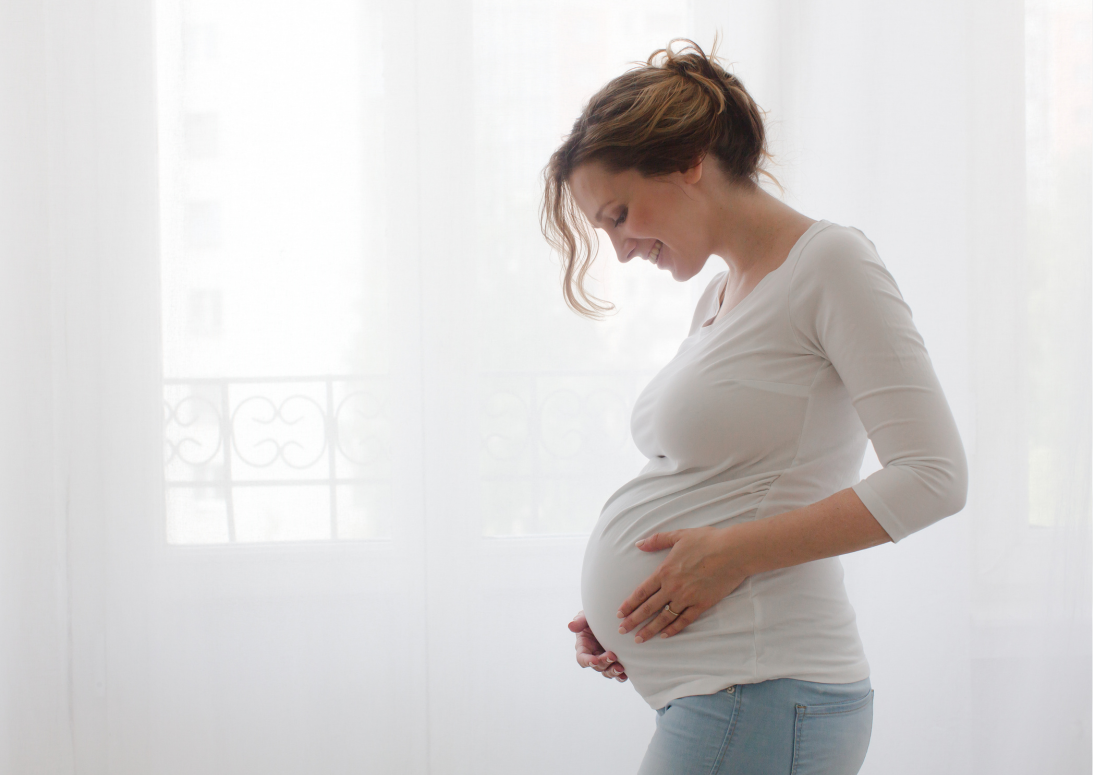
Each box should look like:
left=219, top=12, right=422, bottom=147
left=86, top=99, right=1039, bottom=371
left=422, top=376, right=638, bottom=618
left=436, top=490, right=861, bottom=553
left=699, top=219, right=830, bottom=332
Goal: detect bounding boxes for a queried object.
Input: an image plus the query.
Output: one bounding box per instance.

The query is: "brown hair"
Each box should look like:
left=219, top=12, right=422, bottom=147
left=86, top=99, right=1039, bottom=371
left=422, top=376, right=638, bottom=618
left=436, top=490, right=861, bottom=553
left=540, top=38, right=781, bottom=318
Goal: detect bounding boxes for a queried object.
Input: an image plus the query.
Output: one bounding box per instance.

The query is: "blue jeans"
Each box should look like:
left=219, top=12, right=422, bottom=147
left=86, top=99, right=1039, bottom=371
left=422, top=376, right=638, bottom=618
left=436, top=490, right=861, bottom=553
left=638, top=678, right=873, bottom=775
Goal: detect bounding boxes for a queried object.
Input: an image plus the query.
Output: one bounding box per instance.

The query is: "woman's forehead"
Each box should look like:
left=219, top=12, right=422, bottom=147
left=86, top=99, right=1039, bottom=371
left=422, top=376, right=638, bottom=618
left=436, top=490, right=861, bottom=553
left=571, top=162, right=614, bottom=195
left=570, top=164, right=633, bottom=216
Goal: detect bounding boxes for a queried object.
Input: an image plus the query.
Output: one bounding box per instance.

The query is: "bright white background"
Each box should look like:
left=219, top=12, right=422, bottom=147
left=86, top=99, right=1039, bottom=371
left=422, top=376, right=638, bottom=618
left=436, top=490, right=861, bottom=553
left=1, top=0, right=1090, bottom=773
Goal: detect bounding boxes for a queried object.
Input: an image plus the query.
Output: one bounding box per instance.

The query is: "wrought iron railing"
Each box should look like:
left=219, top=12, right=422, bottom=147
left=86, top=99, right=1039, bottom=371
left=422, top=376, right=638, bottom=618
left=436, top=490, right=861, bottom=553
left=476, top=370, right=652, bottom=535
left=163, top=371, right=653, bottom=543
left=163, top=375, right=390, bottom=543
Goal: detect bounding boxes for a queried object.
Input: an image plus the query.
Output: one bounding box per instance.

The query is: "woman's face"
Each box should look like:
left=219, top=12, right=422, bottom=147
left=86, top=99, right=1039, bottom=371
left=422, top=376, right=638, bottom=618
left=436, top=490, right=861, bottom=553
left=568, top=160, right=710, bottom=282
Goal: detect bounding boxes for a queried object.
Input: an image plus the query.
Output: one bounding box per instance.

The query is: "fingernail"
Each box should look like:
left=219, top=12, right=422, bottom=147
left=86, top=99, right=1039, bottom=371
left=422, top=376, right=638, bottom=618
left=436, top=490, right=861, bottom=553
left=635, top=539, right=645, bottom=547
left=634, top=636, right=644, bottom=644
left=660, top=633, right=668, bottom=639
left=618, top=626, right=626, bottom=634
left=604, top=656, right=614, bottom=664
left=616, top=611, right=624, bottom=619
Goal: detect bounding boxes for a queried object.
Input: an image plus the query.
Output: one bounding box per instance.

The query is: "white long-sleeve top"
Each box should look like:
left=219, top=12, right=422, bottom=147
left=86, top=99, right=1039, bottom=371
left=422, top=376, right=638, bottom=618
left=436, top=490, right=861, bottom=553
left=580, top=220, right=968, bottom=710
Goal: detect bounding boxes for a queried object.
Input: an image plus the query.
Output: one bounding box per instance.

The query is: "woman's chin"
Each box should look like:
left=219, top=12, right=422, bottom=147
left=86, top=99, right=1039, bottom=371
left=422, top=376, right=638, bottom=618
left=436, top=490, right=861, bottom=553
left=658, top=252, right=688, bottom=281
left=669, top=261, right=704, bottom=283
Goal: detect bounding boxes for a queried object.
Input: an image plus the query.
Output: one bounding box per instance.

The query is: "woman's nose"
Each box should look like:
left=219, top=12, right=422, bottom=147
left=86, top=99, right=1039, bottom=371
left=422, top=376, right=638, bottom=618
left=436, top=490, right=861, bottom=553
left=613, top=236, right=636, bottom=263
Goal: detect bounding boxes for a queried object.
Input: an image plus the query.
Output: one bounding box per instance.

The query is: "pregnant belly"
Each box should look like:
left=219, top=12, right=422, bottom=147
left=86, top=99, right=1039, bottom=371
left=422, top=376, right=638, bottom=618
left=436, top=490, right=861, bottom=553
left=580, top=525, right=758, bottom=699
left=581, top=481, right=768, bottom=648
left=580, top=533, right=663, bottom=657
left=578, top=471, right=869, bottom=707
left=578, top=475, right=776, bottom=702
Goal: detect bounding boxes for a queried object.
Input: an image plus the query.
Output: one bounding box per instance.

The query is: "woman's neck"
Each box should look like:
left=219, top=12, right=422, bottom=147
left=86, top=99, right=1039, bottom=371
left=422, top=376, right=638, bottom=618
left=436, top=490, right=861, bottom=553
left=700, top=174, right=814, bottom=280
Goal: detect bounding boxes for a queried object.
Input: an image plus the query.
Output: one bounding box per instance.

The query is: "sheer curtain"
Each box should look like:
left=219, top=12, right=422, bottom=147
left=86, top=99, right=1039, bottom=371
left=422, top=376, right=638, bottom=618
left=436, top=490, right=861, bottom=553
left=1, top=0, right=1089, bottom=773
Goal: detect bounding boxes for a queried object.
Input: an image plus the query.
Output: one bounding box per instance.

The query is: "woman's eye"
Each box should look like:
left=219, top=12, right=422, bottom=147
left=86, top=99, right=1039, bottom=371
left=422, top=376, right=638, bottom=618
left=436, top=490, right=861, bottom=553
left=614, top=208, right=628, bottom=227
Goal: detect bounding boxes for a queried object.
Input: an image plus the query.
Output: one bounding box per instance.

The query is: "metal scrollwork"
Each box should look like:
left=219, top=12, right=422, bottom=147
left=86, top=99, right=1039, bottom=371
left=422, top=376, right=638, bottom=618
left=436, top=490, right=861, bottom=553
left=539, top=388, right=585, bottom=459
left=334, top=388, right=387, bottom=466
left=163, top=393, right=223, bottom=467
left=481, top=389, right=531, bottom=461
left=231, top=393, right=328, bottom=470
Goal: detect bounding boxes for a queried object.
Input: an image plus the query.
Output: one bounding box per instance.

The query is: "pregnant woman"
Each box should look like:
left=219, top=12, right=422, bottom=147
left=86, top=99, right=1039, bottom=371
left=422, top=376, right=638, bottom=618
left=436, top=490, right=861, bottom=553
left=543, top=40, right=968, bottom=775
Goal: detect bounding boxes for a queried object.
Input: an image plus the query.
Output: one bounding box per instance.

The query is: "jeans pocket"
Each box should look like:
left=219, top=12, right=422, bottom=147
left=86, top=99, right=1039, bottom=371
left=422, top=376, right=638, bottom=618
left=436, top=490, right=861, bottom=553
left=790, top=690, right=873, bottom=775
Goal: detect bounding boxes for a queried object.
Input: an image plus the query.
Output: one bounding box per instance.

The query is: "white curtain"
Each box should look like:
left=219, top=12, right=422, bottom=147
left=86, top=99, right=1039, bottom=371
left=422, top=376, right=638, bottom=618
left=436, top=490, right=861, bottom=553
left=1, top=0, right=1089, bottom=773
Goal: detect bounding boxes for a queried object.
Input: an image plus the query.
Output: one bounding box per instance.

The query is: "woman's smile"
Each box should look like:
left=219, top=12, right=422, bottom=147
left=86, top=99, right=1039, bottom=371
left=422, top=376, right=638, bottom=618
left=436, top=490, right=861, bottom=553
left=648, top=240, right=664, bottom=265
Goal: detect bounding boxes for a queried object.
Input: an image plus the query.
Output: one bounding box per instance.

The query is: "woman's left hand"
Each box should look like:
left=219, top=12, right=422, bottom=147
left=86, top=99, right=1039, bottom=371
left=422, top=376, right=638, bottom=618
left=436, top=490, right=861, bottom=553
left=616, top=525, right=750, bottom=643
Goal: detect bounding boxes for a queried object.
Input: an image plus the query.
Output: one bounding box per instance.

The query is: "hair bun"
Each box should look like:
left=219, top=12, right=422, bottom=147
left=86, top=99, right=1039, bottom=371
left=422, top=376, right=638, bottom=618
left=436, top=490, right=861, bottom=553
left=650, top=39, right=732, bottom=116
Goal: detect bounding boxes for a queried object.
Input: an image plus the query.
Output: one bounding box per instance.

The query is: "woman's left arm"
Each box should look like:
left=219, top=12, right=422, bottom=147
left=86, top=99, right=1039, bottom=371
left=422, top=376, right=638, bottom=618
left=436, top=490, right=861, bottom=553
left=618, top=228, right=968, bottom=643
left=616, top=487, right=890, bottom=642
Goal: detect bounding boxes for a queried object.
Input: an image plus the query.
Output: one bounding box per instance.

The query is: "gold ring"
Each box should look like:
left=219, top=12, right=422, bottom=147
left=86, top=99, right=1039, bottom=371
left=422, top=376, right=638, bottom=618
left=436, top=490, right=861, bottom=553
left=664, top=603, right=682, bottom=617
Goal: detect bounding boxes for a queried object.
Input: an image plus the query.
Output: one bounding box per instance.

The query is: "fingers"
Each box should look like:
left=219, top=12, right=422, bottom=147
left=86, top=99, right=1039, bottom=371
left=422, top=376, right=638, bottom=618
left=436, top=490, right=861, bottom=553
left=574, top=631, right=603, bottom=667
left=617, top=574, right=662, bottom=623
left=634, top=530, right=680, bottom=552
left=658, top=605, right=702, bottom=639
left=633, top=604, right=688, bottom=643
left=589, top=651, right=616, bottom=671
left=603, top=662, right=627, bottom=681
left=572, top=627, right=629, bottom=682
left=618, top=587, right=671, bottom=635
left=572, top=610, right=598, bottom=668
left=576, top=648, right=603, bottom=669
left=589, top=652, right=627, bottom=681
left=580, top=648, right=614, bottom=672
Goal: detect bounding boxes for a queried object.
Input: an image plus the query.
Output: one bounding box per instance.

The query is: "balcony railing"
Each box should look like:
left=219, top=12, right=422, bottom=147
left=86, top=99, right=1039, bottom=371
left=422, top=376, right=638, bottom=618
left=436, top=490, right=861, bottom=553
left=163, top=371, right=651, bottom=543
left=163, top=375, right=390, bottom=544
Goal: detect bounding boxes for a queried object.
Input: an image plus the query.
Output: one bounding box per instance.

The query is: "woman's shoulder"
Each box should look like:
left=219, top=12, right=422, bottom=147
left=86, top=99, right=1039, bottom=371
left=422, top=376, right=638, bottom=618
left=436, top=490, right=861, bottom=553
left=791, top=221, right=886, bottom=281
left=787, top=220, right=912, bottom=347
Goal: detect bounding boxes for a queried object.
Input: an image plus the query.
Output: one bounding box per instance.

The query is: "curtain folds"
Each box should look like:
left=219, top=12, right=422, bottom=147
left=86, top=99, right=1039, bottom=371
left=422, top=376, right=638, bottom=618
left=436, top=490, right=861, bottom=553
left=0, top=0, right=1088, bottom=773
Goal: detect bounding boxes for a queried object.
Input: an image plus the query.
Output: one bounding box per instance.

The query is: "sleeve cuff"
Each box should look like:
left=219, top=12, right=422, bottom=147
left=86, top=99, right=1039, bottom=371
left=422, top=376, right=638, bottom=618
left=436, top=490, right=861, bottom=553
left=851, top=480, right=909, bottom=543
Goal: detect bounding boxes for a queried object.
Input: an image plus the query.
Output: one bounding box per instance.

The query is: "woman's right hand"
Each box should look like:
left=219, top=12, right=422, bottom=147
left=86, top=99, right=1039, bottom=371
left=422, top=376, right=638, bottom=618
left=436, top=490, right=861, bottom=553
left=568, top=611, right=627, bottom=682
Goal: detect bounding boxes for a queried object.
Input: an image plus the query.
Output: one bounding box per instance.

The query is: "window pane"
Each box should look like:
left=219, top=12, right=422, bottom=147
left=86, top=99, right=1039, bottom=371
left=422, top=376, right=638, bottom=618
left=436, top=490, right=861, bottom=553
left=158, top=0, right=391, bottom=543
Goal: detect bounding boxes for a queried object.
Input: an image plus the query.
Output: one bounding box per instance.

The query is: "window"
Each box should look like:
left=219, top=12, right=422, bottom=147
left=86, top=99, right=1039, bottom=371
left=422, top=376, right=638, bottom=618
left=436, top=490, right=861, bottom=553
left=158, top=0, right=390, bottom=543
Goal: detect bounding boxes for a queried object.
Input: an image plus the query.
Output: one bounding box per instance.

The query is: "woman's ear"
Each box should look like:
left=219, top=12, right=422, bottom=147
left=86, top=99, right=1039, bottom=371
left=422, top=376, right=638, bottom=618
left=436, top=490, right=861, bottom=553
left=681, top=156, right=705, bottom=185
